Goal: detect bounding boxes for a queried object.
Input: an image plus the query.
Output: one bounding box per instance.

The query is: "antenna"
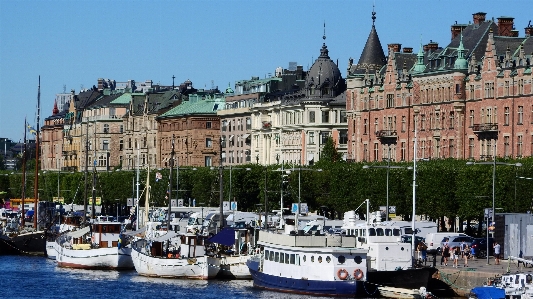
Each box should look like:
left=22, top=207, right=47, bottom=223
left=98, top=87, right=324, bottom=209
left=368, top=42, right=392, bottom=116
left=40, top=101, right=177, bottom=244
left=63, top=84, right=66, bottom=93
left=211, top=80, right=214, bottom=90
left=323, top=21, right=326, bottom=41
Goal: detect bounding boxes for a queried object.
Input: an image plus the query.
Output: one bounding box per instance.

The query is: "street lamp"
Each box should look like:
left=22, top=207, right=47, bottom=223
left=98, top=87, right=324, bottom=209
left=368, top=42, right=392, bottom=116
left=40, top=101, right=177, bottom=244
left=466, top=147, right=522, bottom=264
left=115, top=199, right=119, bottom=222
left=285, top=167, right=323, bottom=232
left=363, top=148, right=411, bottom=221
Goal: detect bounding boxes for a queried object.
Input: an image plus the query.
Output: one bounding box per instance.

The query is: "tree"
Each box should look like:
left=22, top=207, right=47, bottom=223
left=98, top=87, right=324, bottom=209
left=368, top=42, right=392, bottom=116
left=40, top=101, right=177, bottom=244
left=319, top=137, right=340, bottom=164
left=0, top=154, right=5, bottom=170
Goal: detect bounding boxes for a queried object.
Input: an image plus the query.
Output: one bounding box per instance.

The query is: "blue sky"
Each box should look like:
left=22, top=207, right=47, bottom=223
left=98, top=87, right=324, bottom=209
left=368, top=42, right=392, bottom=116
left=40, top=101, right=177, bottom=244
left=0, top=0, right=531, bottom=142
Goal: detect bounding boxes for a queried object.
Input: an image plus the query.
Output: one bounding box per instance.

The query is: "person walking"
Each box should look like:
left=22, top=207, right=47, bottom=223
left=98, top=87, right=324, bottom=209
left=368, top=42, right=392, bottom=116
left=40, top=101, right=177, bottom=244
left=463, top=244, right=470, bottom=267
left=453, top=246, right=460, bottom=268
left=494, top=241, right=501, bottom=265
left=442, top=243, right=450, bottom=266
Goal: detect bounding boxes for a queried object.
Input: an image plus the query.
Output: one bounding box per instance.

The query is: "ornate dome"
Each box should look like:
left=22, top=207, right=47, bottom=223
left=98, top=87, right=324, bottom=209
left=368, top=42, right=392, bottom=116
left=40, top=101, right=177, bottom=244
left=305, top=42, right=345, bottom=99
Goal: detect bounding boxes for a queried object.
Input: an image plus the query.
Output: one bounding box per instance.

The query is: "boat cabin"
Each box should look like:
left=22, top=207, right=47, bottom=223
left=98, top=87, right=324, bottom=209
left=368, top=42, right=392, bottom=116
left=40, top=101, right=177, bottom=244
left=91, top=222, right=122, bottom=248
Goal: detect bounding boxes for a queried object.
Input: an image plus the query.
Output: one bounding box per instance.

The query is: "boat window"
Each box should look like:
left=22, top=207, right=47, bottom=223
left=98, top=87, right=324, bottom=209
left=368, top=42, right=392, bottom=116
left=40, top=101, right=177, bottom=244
left=290, top=254, right=295, bottom=264
left=360, top=229, right=365, bottom=236
left=295, top=254, right=300, bottom=265
left=385, top=229, right=392, bottom=236
left=311, top=256, right=314, bottom=262
left=318, top=256, right=322, bottom=263
left=285, top=253, right=290, bottom=264
left=326, top=256, right=331, bottom=263
left=368, top=228, right=376, bottom=236
left=354, top=255, right=363, bottom=264
left=393, top=229, right=401, bottom=236
left=265, top=250, right=269, bottom=259
left=338, top=255, right=346, bottom=264
left=102, top=225, right=107, bottom=232
left=302, top=255, right=306, bottom=262
left=280, top=252, right=284, bottom=263
left=269, top=251, right=274, bottom=261
left=275, top=252, right=280, bottom=262
left=376, top=228, right=384, bottom=236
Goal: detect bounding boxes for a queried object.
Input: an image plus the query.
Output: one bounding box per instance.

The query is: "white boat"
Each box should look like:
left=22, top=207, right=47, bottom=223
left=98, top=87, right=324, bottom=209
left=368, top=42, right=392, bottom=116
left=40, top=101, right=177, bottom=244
left=378, top=286, right=435, bottom=299
left=247, top=228, right=372, bottom=297
left=131, top=232, right=220, bottom=279
left=54, top=220, right=133, bottom=269
left=46, top=214, right=84, bottom=260
left=207, top=226, right=254, bottom=279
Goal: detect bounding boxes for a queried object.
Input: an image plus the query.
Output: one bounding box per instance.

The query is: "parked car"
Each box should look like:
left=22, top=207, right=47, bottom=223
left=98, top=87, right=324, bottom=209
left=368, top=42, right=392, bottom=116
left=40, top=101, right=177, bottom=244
left=470, top=237, right=494, bottom=258
left=440, top=235, right=474, bottom=252
left=425, top=232, right=467, bottom=254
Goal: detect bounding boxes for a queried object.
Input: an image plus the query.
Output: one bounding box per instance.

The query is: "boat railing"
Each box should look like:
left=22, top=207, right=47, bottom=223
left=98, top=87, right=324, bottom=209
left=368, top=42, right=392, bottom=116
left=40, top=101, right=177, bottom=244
left=257, top=230, right=357, bottom=248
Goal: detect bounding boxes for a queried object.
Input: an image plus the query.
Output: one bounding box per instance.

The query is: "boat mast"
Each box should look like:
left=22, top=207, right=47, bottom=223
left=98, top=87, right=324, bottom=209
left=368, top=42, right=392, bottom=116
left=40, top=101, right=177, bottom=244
left=21, top=117, right=27, bottom=227
left=411, top=128, right=418, bottom=268
left=83, top=115, right=89, bottom=224
left=166, top=135, right=175, bottom=254
left=91, top=124, right=96, bottom=220
left=135, top=146, right=140, bottom=229
left=33, top=76, right=40, bottom=229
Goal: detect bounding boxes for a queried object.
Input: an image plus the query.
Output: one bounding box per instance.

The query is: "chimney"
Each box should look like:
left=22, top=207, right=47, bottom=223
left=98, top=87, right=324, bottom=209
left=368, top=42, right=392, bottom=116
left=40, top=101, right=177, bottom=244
left=387, top=43, right=402, bottom=55
left=511, top=30, right=519, bottom=37
left=451, top=23, right=468, bottom=40
left=427, top=40, right=439, bottom=52
left=97, top=78, right=105, bottom=91
left=497, top=17, right=515, bottom=37
left=472, top=12, right=487, bottom=25
left=423, top=44, right=429, bottom=52
left=403, top=47, right=413, bottom=53
left=525, top=23, right=533, bottom=37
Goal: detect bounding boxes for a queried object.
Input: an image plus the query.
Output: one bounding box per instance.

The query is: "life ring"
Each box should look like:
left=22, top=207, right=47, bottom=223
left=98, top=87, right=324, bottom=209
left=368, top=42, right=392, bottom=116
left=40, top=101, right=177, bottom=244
left=337, top=268, right=349, bottom=280
left=353, top=268, right=364, bottom=280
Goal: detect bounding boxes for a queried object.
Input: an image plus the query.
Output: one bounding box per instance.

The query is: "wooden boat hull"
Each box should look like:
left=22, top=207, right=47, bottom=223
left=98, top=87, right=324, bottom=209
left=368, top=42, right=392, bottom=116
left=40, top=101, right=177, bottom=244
left=131, top=246, right=219, bottom=279
left=55, top=242, right=133, bottom=270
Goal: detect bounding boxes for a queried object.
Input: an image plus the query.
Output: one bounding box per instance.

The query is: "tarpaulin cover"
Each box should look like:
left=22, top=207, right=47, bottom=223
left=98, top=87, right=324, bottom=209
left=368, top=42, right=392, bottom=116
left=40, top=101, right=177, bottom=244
left=207, top=228, right=235, bottom=246
left=470, top=286, right=505, bottom=299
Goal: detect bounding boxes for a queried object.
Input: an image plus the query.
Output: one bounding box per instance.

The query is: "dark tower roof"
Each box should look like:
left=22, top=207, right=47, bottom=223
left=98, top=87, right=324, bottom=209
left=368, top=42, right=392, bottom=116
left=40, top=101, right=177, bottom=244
left=349, top=10, right=386, bottom=75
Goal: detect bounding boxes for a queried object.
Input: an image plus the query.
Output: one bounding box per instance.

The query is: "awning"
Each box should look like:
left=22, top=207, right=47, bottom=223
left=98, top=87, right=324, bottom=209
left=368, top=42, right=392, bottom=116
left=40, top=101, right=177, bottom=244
left=207, top=227, right=235, bottom=246
left=123, top=226, right=147, bottom=236
left=243, top=134, right=250, bottom=139
left=151, top=231, right=178, bottom=242
left=67, top=226, right=90, bottom=238
left=229, top=135, right=234, bottom=141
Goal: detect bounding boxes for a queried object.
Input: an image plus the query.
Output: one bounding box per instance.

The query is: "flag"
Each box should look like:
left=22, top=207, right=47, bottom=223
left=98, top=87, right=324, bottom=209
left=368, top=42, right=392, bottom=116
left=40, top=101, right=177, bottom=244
left=26, top=123, right=37, bottom=135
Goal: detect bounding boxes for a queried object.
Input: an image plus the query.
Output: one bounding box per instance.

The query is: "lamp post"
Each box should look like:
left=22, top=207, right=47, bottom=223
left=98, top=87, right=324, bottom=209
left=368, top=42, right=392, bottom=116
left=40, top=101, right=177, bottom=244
left=363, top=148, right=410, bottom=221
left=466, top=146, right=522, bottom=264
left=115, top=199, right=119, bottom=222
left=227, top=165, right=251, bottom=221
left=285, top=167, right=323, bottom=231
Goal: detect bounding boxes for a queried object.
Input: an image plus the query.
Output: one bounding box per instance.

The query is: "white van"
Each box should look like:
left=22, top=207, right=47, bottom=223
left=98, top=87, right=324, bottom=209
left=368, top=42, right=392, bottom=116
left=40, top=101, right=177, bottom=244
left=425, top=232, right=466, bottom=254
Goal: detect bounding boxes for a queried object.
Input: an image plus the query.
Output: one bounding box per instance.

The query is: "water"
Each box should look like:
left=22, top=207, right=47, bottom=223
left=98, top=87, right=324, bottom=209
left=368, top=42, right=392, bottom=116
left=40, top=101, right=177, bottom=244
left=0, top=256, right=330, bottom=299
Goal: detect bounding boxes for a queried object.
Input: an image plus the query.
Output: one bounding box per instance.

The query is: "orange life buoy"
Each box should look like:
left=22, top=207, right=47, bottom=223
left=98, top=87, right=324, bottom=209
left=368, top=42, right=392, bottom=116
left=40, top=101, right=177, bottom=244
left=353, top=268, right=364, bottom=280
left=337, top=268, right=349, bottom=280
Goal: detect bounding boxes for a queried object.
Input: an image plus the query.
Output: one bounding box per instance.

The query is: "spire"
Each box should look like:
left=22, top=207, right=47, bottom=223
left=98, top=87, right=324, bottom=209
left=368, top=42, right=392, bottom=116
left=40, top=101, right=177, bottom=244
left=413, top=40, right=426, bottom=73
left=372, top=3, right=376, bottom=27
left=52, top=99, right=59, bottom=115
left=352, top=8, right=386, bottom=74
left=454, top=33, right=468, bottom=69
left=319, top=21, right=330, bottom=58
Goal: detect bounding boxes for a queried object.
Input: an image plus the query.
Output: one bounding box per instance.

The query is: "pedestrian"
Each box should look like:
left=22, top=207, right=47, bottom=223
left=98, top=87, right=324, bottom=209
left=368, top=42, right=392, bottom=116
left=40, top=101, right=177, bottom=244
left=494, top=241, right=501, bottom=265
left=443, top=243, right=450, bottom=266
left=463, top=244, right=470, bottom=267
left=460, top=240, right=466, bottom=258
left=453, top=246, right=460, bottom=268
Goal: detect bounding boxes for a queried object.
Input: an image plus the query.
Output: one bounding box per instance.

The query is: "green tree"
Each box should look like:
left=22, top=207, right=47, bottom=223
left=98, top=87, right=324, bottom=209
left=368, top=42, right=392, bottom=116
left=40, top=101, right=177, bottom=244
left=319, top=137, right=340, bottom=164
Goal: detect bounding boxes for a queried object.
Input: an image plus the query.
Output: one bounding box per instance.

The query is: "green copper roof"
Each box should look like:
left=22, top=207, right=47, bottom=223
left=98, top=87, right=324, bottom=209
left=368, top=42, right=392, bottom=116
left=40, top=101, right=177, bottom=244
left=454, top=34, right=468, bottom=70
left=413, top=44, right=426, bottom=73
left=111, top=93, right=135, bottom=105
left=159, top=93, right=225, bottom=118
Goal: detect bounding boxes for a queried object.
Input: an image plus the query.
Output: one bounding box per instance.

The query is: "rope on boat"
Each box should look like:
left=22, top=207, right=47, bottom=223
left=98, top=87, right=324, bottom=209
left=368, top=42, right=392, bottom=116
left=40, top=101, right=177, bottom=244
left=439, top=269, right=473, bottom=291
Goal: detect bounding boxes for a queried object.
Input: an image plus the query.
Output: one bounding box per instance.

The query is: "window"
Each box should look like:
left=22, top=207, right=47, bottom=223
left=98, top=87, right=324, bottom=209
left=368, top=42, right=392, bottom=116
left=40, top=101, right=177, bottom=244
left=374, top=118, right=378, bottom=133
left=206, top=121, right=212, bottom=129
left=455, top=84, right=460, bottom=94
left=504, top=136, right=510, bottom=157
left=143, top=137, right=147, bottom=148
left=339, top=130, right=347, bottom=145
left=449, top=139, right=454, bottom=158
left=504, top=81, right=510, bottom=97
left=322, top=111, right=329, bottom=123
left=204, top=156, right=212, bottom=167
left=373, top=143, right=379, bottom=161
left=469, top=85, right=474, bottom=100
left=309, top=111, right=315, bottom=123
left=120, top=125, right=123, bottom=133
left=364, top=119, right=368, bottom=135
left=449, top=112, right=455, bottom=129
left=309, top=132, right=314, bottom=144
left=469, top=110, right=474, bottom=127
left=119, top=140, right=123, bottom=151
left=320, top=132, right=328, bottom=145
left=246, top=117, right=251, bottom=130
left=103, top=124, right=109, bottom=133
left=221, top=136, right=226, bottom=148
left=222, top=120, right=227, bottom=131
left=401, top=142, right=406, bottom=161
left=340, top=111, right=347, bottom=123
left=518, top=135, right=523, bottom=157
left=504, top=107, right=510, bottom=125
left=206, top=138, right=212, bottom=148
left=402, top=116, right=406, bottom=132
left=518, top=106, right=524, bottom=124
left=468, top=138, right=474, bottom=159
left=102, top=140, right=109, bottom=151
left=386, top=94, right=394, bottom=108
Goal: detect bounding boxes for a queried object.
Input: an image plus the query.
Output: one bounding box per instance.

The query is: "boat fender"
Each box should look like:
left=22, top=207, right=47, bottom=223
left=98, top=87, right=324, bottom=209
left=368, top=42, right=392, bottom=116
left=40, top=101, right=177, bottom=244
left=337, top=268, right=349, bottom=280
left=353, top=268, right=364, bottom=280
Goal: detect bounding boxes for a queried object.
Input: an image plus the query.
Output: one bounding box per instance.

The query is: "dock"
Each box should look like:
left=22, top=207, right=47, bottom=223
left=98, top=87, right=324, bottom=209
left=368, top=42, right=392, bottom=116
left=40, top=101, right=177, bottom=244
left=425, top=254, right=530, bottom=297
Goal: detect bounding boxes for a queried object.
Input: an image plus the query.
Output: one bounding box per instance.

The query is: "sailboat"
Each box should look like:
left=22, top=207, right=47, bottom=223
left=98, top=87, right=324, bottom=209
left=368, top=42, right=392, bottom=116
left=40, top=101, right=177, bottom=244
left=0, top=77, right=47, bottom=256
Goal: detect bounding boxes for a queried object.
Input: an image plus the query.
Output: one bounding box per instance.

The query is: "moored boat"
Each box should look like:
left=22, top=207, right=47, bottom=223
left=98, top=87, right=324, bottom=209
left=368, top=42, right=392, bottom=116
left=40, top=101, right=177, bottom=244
left=54, top=220, right=133, bottom=270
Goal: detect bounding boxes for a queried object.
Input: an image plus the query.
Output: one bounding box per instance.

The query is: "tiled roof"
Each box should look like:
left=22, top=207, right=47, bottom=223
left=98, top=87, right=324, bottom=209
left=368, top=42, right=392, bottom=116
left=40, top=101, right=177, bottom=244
left=350, top=25, right=386, bottom=75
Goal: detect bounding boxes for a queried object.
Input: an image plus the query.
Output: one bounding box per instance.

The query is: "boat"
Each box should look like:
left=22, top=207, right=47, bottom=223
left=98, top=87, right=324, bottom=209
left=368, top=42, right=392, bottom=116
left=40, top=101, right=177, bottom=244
left=45, top=213, right=83, bottom=260
left=247, top=227, right=373, bottom=297
left=340, top=205, right=437, bottom=290
left=54, top=219, right=133, bottom=269
left=470, top=257, right=533, bottom=299
left=131, top=228, right=220, bottom=279
left=208, top=225, right=255, bottom=280
left=378, top=286, right=435, bottom=299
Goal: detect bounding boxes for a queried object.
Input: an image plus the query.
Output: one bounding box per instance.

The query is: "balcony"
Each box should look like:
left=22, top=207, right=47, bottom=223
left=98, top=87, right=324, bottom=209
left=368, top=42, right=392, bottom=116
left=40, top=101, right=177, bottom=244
left=262, top=121, right=272, bottom=130
left=375, top=130, right=398, bottom=140
left=472, top=123, right=498, bottom=133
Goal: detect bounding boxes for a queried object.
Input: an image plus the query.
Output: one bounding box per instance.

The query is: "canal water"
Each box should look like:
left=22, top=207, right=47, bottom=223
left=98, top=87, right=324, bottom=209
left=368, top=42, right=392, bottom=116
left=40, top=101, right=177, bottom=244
left=0, top=255, right=329, bottom=299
